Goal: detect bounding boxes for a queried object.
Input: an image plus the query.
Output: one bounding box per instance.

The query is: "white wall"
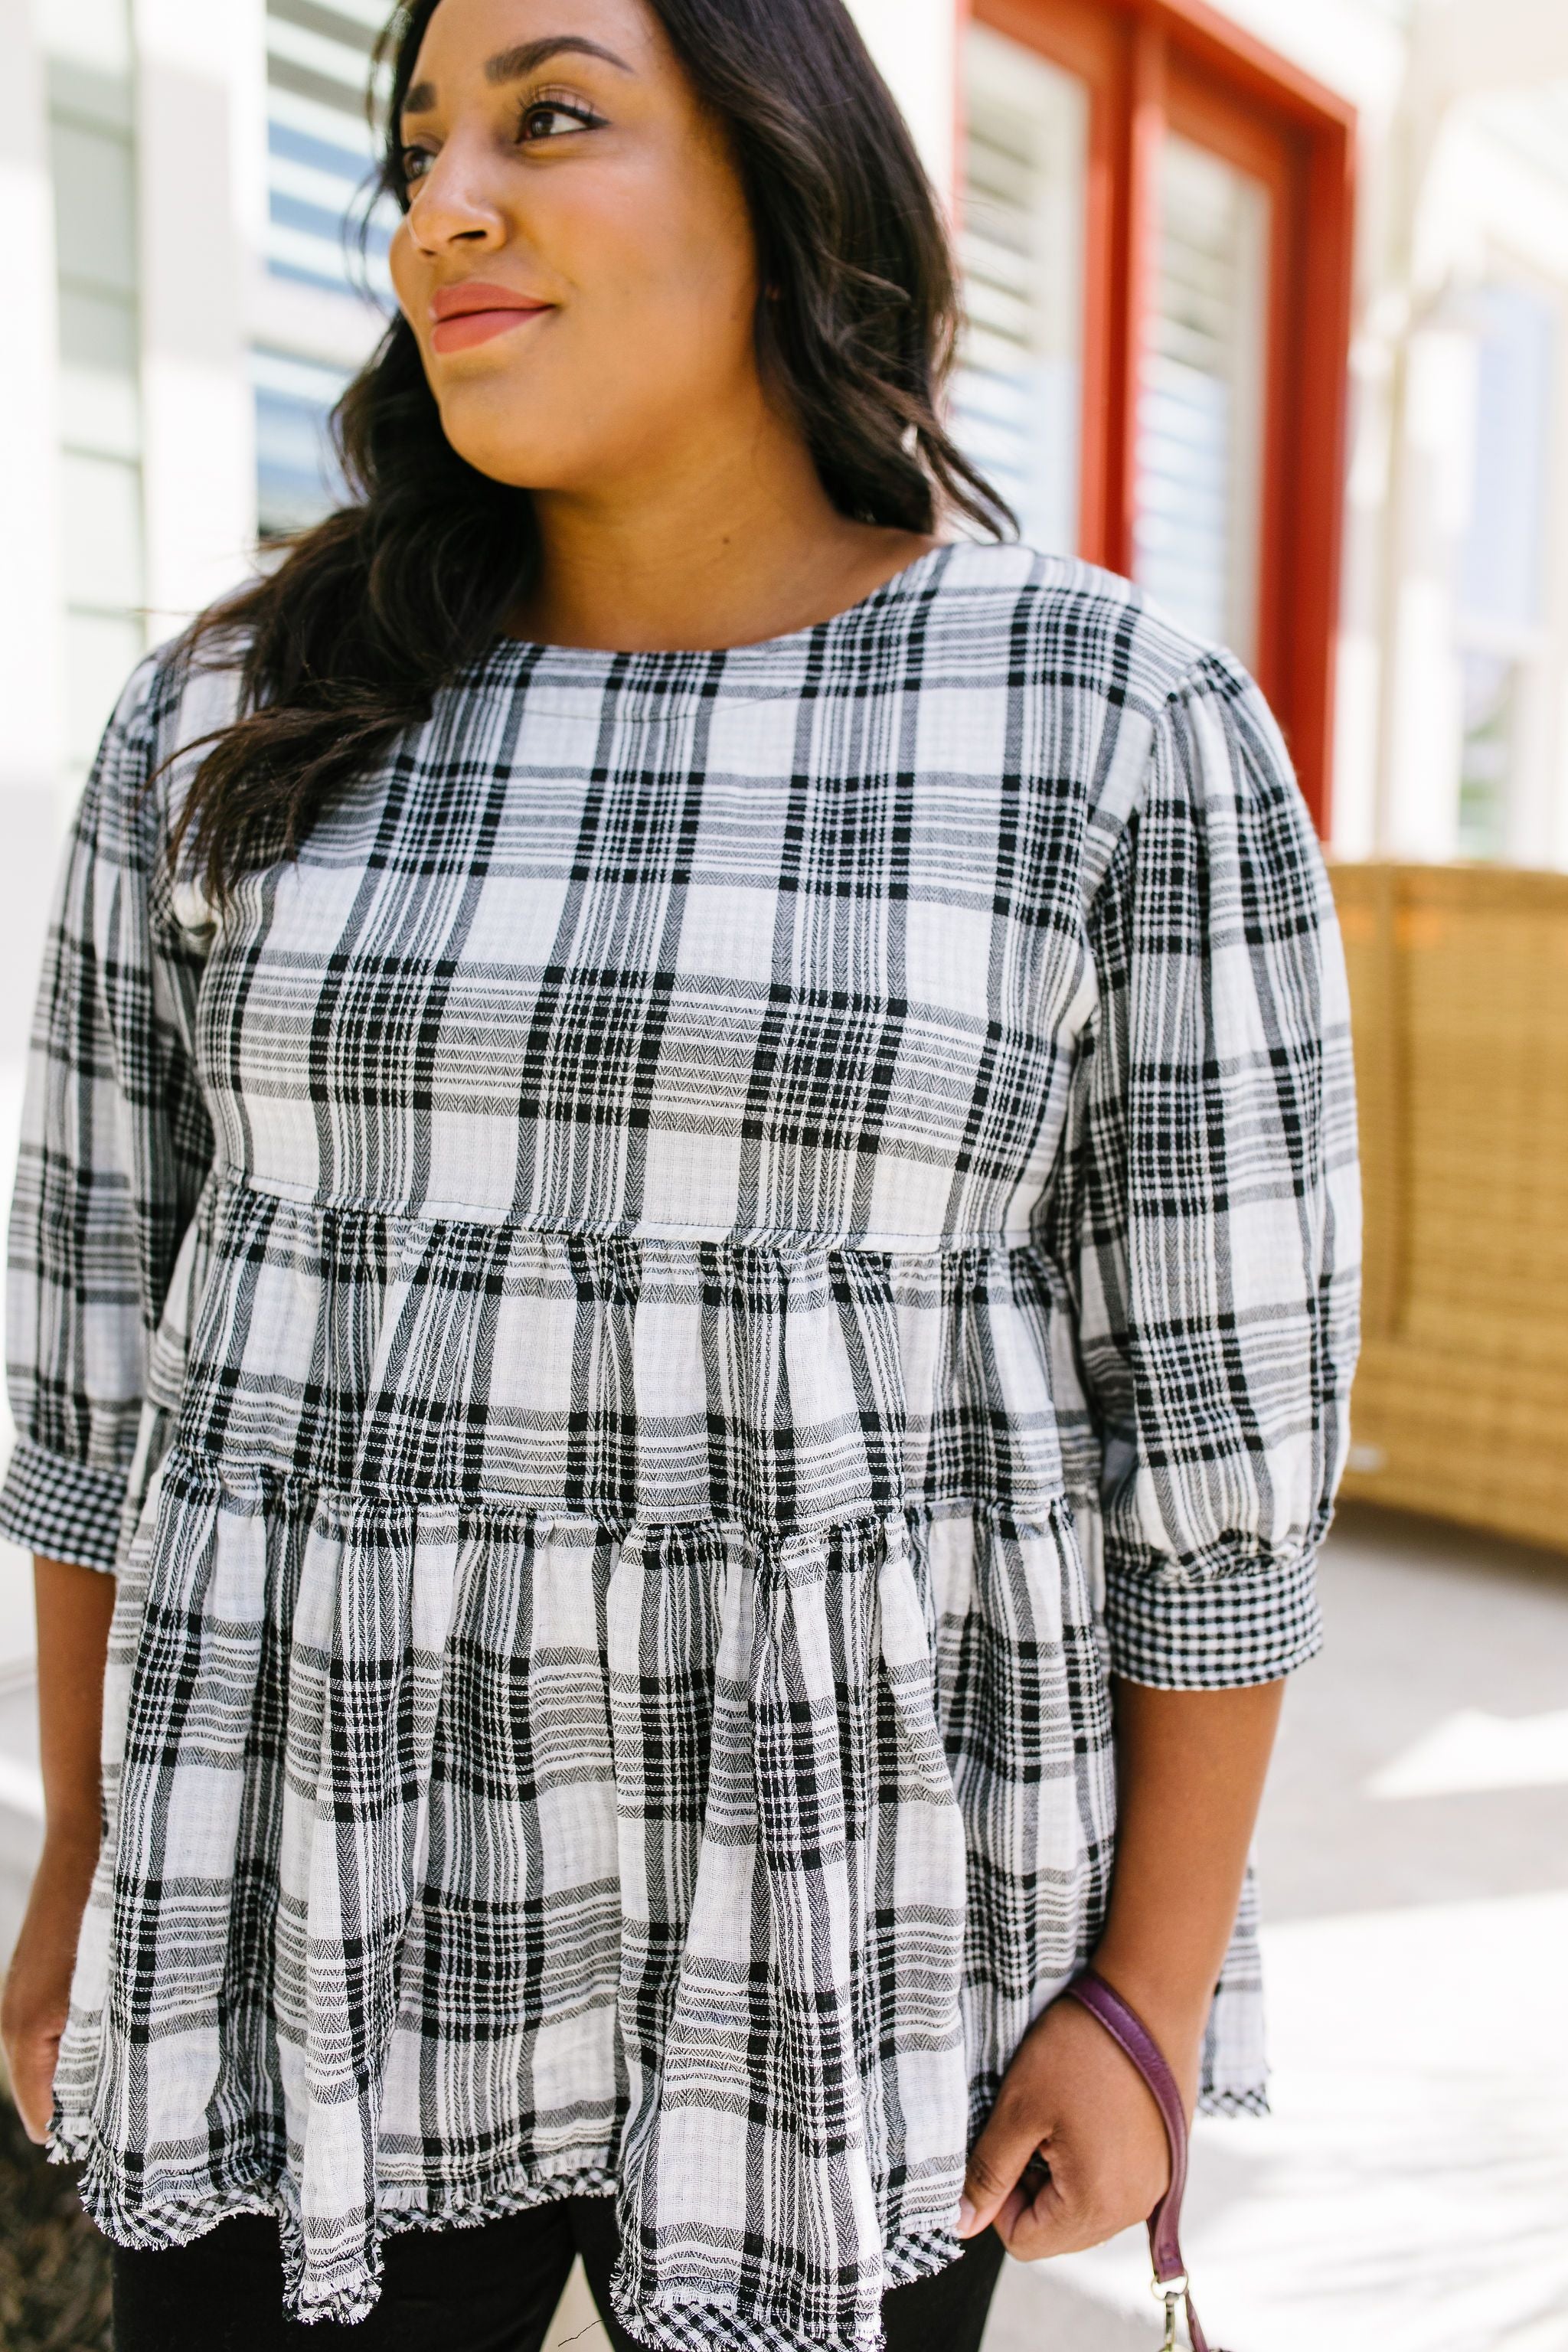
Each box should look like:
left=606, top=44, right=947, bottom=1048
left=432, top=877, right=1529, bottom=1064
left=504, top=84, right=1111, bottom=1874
left=1162, top=0, right=1568, bottom=866
left=0, top=0, right=66, bottom=1070
left=133, top=0, right=258, bottom=632
left=0, top=0, right=60, bottom=1676
left=1201, top=0, right=1410, bottom=114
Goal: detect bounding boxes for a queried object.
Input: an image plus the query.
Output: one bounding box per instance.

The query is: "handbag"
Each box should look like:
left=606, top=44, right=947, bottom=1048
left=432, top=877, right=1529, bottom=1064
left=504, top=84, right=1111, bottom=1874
left=1060, top=1968, right=1230, bottom=2352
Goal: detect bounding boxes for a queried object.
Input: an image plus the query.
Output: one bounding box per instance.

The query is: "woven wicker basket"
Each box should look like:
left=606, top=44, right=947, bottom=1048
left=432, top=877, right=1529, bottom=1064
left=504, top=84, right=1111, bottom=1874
left=1330, top=861, right=1568, bottom=1553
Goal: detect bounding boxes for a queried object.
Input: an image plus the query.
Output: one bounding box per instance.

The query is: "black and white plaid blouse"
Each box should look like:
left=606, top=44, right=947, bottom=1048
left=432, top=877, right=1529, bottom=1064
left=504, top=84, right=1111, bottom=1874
left=2, top=543, right=1360, bottom=2347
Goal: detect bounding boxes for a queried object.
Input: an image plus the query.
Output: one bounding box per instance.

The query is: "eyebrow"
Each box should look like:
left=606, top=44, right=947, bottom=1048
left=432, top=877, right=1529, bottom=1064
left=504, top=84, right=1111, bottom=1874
left=403, top=36, right=633, bottom=117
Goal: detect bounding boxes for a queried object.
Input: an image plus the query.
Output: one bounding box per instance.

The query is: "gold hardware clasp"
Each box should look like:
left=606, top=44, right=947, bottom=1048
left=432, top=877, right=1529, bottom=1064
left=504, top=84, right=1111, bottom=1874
left=1150, top=2275, right=1189, bottom=2350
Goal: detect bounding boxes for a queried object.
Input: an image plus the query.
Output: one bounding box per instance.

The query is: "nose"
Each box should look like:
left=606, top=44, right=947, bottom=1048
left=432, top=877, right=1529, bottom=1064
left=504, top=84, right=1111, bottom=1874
left=404, top=133, right=507, bottom=257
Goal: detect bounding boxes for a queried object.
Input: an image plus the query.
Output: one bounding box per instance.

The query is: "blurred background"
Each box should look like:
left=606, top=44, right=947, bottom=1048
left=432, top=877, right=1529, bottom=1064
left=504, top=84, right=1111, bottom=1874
left=0, top=2, right=1565, bottom=2348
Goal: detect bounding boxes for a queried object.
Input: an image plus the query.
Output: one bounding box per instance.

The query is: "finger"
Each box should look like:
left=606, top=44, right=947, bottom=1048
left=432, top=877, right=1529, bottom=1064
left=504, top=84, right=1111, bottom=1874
left=997, top=2137, right=1156, bottom=2265
left=958, top=2099, right=1054, bottom=2238
left=987, top=2166, right=1074, bottom=2262
left=15, top=2036, right=59, bottom=2145
left=17, top=2081, right=51, bottom=2143
left=998, top=2170, right=1121, bottom=2264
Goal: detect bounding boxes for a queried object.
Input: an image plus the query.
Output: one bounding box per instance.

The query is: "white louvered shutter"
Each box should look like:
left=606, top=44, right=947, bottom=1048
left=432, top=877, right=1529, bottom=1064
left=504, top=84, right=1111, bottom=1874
left=256, top=0, right=393, bottom=533
left=264, top=0, right=389, bottom=299
left=1133, top=133, right=1269, bottom=666
left=952, top=25, right=1089, bottom=556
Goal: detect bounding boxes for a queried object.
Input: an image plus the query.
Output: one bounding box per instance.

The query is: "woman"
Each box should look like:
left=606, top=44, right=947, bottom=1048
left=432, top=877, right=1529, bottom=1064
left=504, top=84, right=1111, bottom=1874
left=0, top=0, right=1360, bottom=2347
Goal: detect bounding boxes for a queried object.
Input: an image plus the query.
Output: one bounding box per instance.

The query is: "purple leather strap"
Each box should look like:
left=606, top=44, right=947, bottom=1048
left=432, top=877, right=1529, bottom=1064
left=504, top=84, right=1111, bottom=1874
left=1060, top=1968, right=1225, bottom=2352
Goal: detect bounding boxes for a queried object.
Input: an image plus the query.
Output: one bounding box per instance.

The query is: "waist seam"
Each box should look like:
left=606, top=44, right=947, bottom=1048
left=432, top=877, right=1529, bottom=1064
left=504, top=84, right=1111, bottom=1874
left=211, top=1168, right=1044, bottom=1256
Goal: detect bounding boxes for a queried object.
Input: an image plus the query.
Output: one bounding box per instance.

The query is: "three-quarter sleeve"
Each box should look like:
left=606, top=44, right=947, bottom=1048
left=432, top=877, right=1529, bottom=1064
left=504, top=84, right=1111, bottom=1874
left=1054, top=650, right=1361, bottom=1688
left=1, top=653, right=215, bottom=1573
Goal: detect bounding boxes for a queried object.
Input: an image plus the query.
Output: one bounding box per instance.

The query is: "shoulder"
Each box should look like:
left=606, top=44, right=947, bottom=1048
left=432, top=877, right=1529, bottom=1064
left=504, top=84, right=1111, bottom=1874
left=920, top=539, right=1232, bottom=720
left=920, top=542, right=1296, bottom=874
left=96, top=601, right=249, bottom=749
left=141, top=612, right=252, bottom=775
left=73, top=606, right=251, bottom=940
left=89, top=609, right=251, bottom=822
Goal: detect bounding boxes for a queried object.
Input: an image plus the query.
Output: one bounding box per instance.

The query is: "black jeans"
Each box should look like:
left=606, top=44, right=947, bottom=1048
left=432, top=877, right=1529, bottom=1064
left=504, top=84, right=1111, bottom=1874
left=109, top=2198, right=1009, bottom=2352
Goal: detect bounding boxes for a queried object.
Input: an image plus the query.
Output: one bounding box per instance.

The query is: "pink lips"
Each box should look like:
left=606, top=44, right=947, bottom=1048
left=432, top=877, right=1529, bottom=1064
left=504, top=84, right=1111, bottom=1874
left=430, top=279, right=552, bottom=354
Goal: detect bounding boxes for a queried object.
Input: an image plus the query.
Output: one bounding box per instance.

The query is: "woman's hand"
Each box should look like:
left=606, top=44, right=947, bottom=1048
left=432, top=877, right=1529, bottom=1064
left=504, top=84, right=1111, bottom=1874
left=955, top=1984, right=1192, bottom=2257
left=2, top=1831, right=98, bottom=2141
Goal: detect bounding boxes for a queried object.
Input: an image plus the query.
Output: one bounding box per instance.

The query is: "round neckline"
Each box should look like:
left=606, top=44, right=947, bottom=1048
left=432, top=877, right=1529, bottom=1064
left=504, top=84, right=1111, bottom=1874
left=475, top=541, right=955, bottom=680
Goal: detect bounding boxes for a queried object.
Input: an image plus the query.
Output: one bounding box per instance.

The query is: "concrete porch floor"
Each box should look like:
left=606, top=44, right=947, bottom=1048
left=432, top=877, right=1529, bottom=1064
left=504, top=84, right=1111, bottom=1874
left=2, top=1501, right=1565, bottom=2351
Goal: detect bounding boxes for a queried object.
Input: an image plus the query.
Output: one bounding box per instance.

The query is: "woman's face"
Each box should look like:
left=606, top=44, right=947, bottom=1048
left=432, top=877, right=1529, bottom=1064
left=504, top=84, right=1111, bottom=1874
left=388, top=0, right=763, bottom=493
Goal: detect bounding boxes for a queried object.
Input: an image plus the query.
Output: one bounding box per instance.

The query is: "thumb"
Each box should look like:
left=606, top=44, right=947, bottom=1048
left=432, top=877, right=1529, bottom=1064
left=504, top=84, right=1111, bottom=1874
left=957, top=2096, right=1050, bottom=2239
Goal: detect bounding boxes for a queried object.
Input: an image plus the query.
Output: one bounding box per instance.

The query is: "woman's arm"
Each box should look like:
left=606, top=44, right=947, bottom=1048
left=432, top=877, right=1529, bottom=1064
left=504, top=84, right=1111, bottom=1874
left=956, top=1675, right=1284, bottom=2250
left=0, top=649, right=215, bottom=2141
left=958, top=647, right=1357, bottom=2252
left=1, top=1554, right=116, bottom=2141
left=1091, top=1676, right=1285, bottom=2102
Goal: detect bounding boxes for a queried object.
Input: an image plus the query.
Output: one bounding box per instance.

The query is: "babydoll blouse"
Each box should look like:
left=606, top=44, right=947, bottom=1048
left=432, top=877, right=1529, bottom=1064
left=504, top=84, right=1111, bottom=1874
left=0, top=542, right=1361, bottom=2352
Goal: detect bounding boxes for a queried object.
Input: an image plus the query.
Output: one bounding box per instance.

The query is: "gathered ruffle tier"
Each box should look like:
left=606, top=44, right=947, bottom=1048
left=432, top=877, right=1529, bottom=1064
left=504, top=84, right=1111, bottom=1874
left=52, top=1177, right=1118, bottom=2347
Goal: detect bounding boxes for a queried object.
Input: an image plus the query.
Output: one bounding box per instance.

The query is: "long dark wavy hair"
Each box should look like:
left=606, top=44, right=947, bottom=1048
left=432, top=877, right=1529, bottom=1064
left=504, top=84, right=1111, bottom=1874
left=169, top=0, right=1013, bottom=899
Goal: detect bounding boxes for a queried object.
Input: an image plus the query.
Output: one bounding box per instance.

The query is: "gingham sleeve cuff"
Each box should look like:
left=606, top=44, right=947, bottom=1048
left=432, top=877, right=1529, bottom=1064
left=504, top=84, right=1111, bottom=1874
left=1104, top=1544, right=1324, bottom=1688
left=0, top=1438, right=127, bottom=1573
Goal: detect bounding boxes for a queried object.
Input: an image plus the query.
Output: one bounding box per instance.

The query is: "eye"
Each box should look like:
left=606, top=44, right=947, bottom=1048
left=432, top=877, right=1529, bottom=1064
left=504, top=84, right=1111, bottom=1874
left=395, top=89, right=603, bottom=198
left=516, top=93, right=603, bottom=145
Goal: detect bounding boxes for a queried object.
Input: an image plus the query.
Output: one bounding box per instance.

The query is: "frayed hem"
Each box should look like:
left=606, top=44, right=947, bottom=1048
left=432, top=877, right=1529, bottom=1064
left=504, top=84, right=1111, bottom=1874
left=54, top=2125, right=965, bottom=2350
left=54, top=2128, right=623, bottom=2327
left=606, top=2225, right=965, bottom=2352
left=376, top=2167, right=620, bottom=2234
left=1197, top=2086, right=1269, bottom=2118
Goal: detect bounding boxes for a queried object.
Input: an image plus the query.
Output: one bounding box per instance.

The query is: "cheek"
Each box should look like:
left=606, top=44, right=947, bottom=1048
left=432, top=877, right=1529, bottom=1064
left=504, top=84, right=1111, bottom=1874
left=562, top=171, right=756, bottom=351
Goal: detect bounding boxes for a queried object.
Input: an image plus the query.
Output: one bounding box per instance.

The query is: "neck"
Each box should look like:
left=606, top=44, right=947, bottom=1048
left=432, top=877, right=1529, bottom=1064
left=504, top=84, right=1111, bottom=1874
left=508, top=393, right=937, bottom=653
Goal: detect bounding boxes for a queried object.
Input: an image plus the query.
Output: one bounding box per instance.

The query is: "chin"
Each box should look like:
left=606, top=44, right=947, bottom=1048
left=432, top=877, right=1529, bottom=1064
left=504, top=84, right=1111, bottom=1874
left=433, top=391, right=562, bottom=490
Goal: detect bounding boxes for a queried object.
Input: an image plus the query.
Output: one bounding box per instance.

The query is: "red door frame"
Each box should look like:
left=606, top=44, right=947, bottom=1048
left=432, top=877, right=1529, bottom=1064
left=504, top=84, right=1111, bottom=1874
left=965, top=0, right=1357, bottom=836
